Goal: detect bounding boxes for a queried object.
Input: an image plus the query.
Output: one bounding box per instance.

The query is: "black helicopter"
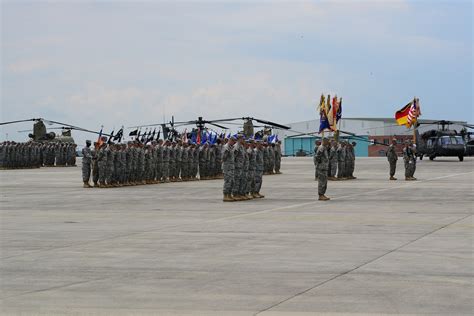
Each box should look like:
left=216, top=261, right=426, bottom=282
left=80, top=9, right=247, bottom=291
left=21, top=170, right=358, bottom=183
left=414, top=120, right=473, bottom=161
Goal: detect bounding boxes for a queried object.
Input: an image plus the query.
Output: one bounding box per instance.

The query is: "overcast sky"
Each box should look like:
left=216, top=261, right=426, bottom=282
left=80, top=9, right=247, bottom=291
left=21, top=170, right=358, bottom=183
left=1, top=0, right=472, bottom=144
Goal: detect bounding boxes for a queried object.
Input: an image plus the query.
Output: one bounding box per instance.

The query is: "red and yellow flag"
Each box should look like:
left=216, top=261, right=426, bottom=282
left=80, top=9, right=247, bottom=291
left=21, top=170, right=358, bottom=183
left=395, top=98, right=421, bottom=128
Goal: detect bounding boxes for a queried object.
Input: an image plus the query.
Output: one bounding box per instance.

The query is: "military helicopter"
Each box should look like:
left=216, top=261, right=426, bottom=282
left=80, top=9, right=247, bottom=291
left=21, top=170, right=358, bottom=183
left=0, top=118, right=111, bottom=143
left=130, top=116, right=290, bottom=141
left=414, top=120, right=473, bottom=161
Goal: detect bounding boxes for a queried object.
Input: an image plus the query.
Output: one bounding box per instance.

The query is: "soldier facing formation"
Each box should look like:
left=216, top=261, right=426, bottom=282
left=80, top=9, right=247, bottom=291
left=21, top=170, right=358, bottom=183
left=0, top=141, right=77, bottom=169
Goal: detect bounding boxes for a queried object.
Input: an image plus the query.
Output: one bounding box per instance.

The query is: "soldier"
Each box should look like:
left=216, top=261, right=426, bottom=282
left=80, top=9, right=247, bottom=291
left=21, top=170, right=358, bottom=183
left=403, top=140, right=417, bottom=181
left=246, top=140, right=256, bottom=199
left=192, top=143, right=199, bottom=180
left=199, top=143, right=208, bottom=180
left=328, top=139, right=338, bottom=180
left=138, top=143, right=146, bottom=184
left=241, top=141, right=251, bottom=199
left=254, top=140, right=265, bottom=198
left=81, top=140, right=93, bottom=188
left=274, top=141, right=282, bottom=174
left=162, top=140, right=170, bottom=183
left=337, top=141, right=346, bottom=180
left=313, top=140, right=320, bottom=181
left=97, top=143, right=108, bottom=188
left=346, top=142, right=357, bottom=180
left=232, top=135, right=245, bottom=200
left=124, top=142, right=132, bottom=185
left=316, top=138, right=330, bottom=201
left=269, top=143, right=276, bottom=174
left=216, top=138, right=223, bottom=178
left=91, top=142, right=99, bottom=187
left=222, top=136, right=236, bottom=202
left=386, top=138, right=398, bottom=180
left=181, top=142, right=189, bottom=181
left=156, top=139, right=164, bottom=182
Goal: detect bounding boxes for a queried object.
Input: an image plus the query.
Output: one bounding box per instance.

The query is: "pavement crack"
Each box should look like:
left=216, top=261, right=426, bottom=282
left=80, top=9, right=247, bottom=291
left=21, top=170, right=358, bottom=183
left=254, top=213, right=472, bottom=315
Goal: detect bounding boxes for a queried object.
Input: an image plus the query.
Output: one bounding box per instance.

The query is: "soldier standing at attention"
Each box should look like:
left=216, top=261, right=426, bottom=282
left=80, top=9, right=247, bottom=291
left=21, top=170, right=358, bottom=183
left=337, top=141, right=346, bottom=180
left=81, top=140, right=92, bottom=188
left=222, top=136, right=236, bottom=202
left=274, top=141, right=282, bottom=174
left=97, top=143, right=108, bottom=188
left=386, top=138, right=398, bottom=180
left=246, top=140, right=257, bottom=199
left=403, top=140, right=417, bottom=181
left=328, top=139, right=338, bottom=180
left=254, top=140, right=265, bottom=198
left=232, top=135, right=245, bottom=201
left=313, top=140, right=320, bottom=181
left=316, top=138, right=330, bottom=201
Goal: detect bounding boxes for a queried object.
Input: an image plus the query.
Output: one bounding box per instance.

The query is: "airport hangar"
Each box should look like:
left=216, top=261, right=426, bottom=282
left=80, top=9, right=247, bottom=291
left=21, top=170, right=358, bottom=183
left=275, top=118, right=467, bottom=157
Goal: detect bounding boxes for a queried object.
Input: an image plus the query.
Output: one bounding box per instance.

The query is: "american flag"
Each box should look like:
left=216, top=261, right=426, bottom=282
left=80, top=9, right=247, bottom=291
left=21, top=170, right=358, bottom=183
left=407, top=98, right=421, bottom=126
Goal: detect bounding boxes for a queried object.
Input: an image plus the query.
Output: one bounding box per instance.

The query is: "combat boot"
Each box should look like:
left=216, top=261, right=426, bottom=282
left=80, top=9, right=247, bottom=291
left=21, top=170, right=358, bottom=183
left=252, top=192, right=259, bottom=198
left=257, top=193, right=265, bottom=198
left=318, top=195, right=330, bottom=201
left=83, top=181, right=91, bottom=188
left=246, top=193, right=254, bottom=200
left=223, top=194, right=234, bottom=202
left=390, top=176, right=397, bottom=180
left=233, top=195, right=243, bottom=201
left=411, top=177, right=417, bottom=180
left=93, top=182, right=98, bottom=188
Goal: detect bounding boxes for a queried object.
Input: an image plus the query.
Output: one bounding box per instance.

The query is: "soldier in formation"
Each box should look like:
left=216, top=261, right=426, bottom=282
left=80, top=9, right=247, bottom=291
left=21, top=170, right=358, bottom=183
left=222, top=135, right=266, bottom=202
left=0, top=141, right=77, bottom=169
left=81, top=137, right=252, bottom=189
left=403, top=140, right=417, bottom=181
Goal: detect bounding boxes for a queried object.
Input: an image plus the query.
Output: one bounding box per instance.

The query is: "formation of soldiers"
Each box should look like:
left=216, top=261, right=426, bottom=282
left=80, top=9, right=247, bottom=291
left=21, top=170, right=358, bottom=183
left=314, top=139, right=356, bottom=181
left=314, top=139, right=357, bottom=201
left=221, top=135, right=282, bottom=202
left=0, top=141, right=77, bottom=169
left=81, top=137, right=283, bottom=196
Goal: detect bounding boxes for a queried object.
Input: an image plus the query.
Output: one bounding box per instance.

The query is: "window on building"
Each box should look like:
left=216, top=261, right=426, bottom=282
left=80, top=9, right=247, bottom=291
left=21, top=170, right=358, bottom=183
left=378, top=150, right=386, bottom=156
left=383, top=138, right=389, bottom=145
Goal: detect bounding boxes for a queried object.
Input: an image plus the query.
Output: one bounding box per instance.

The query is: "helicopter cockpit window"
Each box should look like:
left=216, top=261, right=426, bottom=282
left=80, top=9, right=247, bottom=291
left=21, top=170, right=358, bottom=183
left=427, top=138, right=434, bottom=147
left=452, top=136, right=465, bottom=145
left=440, top=137, right=451, bottom=145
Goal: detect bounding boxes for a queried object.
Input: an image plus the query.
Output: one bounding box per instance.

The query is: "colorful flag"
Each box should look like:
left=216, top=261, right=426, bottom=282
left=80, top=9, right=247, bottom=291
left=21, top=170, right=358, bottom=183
left=96, top=127, right=104, bottom=149
left=336, top=98, right=342, bottom=122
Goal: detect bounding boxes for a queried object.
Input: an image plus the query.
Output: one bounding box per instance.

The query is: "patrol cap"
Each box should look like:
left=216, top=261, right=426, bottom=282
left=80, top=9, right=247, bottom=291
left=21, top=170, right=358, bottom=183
left=86, top=140, right=91, bottom=145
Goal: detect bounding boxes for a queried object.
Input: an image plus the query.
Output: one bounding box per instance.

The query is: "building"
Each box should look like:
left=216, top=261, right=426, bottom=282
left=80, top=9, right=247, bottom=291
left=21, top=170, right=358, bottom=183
left=275, top=118, right=467, bottom=157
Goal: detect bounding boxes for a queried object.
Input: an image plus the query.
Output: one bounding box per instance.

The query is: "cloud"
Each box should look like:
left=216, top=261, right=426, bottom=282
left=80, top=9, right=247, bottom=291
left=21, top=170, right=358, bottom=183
left=7, top=59, right=52, bottom=74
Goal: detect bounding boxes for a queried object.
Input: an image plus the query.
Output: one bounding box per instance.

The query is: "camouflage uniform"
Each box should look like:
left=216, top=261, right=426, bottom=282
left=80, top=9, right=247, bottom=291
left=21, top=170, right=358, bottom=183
left=386, top=144, right=398, bottom=178
left=81, top=143, right=92, bottom=184
left=315, top=144, right=329, bottom=197
left=222, top=142, right=235, bottom=195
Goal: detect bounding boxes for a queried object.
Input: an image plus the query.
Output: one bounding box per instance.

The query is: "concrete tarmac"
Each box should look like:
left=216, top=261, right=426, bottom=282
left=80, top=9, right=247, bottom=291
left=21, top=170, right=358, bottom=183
left=1, top=157, right=473, bottom=315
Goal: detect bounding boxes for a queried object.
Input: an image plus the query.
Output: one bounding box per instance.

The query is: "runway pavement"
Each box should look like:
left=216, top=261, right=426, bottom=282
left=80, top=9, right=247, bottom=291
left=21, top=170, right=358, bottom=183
left=1, top=157, right=473, bottom=315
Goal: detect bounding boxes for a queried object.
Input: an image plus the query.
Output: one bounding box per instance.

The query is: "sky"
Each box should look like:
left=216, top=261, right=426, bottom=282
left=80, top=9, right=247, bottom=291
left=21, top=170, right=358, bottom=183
left=1, top=0, right=472, bottom=145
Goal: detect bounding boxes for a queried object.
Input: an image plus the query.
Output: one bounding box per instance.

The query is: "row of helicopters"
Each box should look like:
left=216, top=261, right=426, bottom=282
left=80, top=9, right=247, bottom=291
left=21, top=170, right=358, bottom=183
left=1, top=117, right=473, bottom=162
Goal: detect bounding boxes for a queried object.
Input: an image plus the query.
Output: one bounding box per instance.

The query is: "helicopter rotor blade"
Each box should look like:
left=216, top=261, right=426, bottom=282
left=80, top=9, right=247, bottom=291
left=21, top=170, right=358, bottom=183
left=0, top=118, right=38, bottom=126
left=251, top=118, right=290, bottom=130
left=207, top=122, right=229, bottom=129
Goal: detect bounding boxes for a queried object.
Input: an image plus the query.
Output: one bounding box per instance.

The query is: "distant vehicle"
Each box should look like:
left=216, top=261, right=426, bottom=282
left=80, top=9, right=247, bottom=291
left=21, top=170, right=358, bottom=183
left=415, top=120, right=473, bottom=161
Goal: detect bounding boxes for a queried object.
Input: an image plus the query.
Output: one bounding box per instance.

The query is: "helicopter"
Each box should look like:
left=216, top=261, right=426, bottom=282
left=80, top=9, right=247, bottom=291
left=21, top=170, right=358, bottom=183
left=129, top=116, right=290, bottom=141
left=0, top=118, right=112, bottom=144
left=414, top=120, right=473, bottom=161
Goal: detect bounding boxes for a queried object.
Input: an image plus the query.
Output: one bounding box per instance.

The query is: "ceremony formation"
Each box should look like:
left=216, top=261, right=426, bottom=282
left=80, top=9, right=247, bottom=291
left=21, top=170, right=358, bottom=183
left=1, top=1, right=472, bottom=316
